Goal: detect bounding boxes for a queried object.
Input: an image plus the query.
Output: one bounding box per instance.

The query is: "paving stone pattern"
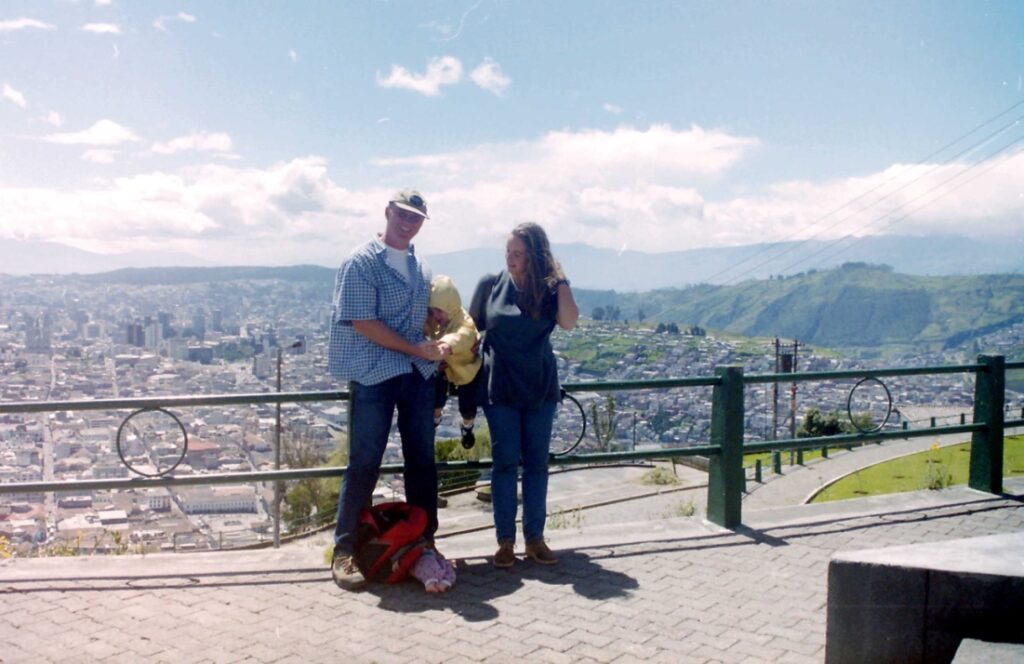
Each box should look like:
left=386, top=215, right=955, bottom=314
left=2, top=482, right=1022, bottom=664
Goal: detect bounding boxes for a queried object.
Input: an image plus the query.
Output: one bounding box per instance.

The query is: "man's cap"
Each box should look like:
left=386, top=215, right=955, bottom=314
left=389, top=189, right=429, bottom=219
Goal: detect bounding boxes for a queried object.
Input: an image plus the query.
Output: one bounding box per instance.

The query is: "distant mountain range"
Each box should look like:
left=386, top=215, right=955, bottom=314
left=10, top=255, right=1021, bottom=356
left=1, top=234, right=1020, bottom=293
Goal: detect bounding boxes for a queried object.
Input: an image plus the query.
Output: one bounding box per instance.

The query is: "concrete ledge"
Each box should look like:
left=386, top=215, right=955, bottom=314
left=825, top=532, right=1024, bottom=664
left=953, top=638, right=1024, bottom=663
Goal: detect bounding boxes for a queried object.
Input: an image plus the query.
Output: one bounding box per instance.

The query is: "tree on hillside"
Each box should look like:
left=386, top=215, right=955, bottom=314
left=435, top=428, right=493, bottom=492
left=798, top=408, right=844, bottom=437
left=798, top=408, right=874, bottom=437
left=592, top=306, right=606, bottom=321
left=282, top=432, right=345, bottom=534
left=590, top=395, right=618, bottom=451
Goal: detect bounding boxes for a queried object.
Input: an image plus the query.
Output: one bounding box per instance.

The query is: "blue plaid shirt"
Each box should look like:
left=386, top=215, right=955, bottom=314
left=328, top=237, right=437, bottom=385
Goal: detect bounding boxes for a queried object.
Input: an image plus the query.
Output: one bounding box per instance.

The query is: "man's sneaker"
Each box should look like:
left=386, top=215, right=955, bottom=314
left=460, top=424, right=476, bottom=449
left=331, top=554, right=366, bottom=591
left=525, top=538, right=557, bottom=565
left=493, top=541, right=516, bottom=568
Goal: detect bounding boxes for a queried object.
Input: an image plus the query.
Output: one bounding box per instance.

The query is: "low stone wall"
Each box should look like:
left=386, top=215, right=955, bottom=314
left=826, top=532, right=1024, bottom=663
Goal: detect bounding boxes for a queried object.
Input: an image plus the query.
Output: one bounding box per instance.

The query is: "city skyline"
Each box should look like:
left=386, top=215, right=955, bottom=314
left=2, top=1, right=1023, bottom=272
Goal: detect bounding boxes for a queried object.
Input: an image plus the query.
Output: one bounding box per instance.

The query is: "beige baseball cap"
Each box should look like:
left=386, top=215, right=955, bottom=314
left=389, top=189, right=429, bottom=219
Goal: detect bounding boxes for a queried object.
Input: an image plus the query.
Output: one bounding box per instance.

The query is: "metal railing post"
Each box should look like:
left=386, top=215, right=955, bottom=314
left=969, top=355, right=1004, bottom=494
left=273, top=348, right=282, bottom=549
left=707, top=365, right=743, bottom=529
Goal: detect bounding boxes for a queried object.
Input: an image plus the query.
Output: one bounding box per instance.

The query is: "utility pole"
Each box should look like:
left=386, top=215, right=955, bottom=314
left=789, top=340, right=800, bottom=440
left=772, top=338, right=780, bottom=440
left=273, top=346, right=283, bottom=548
left=273, top=339, right=303, bottom=549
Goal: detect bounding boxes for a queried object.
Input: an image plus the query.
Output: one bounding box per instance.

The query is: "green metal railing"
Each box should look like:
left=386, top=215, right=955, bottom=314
left=0, top=355, right=1019, bottom=538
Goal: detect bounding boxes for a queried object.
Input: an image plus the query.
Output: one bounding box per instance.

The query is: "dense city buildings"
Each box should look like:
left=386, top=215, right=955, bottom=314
left=0, top=272, right=1020, bottom=555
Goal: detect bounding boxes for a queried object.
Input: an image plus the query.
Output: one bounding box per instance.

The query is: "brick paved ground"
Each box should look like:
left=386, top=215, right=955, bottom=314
left=2, top=478, right=1022, bottom=663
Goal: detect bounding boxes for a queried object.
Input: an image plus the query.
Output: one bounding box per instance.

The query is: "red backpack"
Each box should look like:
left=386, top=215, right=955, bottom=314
left=354, top=502, right=428, bottom=584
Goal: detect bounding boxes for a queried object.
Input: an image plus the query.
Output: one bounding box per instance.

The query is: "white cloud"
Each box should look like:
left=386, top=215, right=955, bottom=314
left=469, top=58, right=511, bottom=97
left=0, top=18, right=56, bottom=32
left=3, top=83, right=27, bottom=109
left=154, top=12, right=195, bottom=33
left=706, top=153, right=1024, bottom=248
left=366, top=124, right=1023, bottom=255
left=82, top=23, right=120, bottom=34
left=81, top=149, right=118, bottom=164
left=42, top=119, right=140, bottom=146
left=2, top=125, right=1021, bottom=266
left=151, top=132, right=233, bottom=155
left=95, top=0, right=113, bottom=6
left=603, top=103, right=623, bottom=115
left=367, top=124, right=760, bottom=253
left=376, top=56, right=463, bottom=96
left=43, top=111, right=63, bottom=126
left=288, top=49, right=299, bottom=63
left=0, top=157, right=382, bottom=265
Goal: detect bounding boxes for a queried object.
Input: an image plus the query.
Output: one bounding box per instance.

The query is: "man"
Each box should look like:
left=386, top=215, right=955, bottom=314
left=328, top=189, right=450, bottom=590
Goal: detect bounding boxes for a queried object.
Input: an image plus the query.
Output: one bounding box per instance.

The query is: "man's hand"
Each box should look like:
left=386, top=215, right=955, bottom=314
left=416, top=340, right=450, bottom=362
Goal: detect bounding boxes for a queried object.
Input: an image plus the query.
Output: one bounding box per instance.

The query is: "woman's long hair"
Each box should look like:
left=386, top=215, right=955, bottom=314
left=511, top=222, right=558, bottom=319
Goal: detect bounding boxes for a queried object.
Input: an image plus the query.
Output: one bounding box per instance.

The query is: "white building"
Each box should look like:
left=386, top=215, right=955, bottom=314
left=177, top=486, right=258, bottom=514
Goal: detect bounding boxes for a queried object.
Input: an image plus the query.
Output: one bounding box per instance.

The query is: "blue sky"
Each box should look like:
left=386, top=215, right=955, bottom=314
left=2, top=1, right=1022, bottom=268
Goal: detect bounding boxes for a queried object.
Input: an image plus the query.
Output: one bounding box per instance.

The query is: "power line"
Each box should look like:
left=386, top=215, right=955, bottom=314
left=721, top=114, right=1024, bottom=285
left=772, top=135, right=1024, bottom=276
left=699, top=97, right=1024, bottom=285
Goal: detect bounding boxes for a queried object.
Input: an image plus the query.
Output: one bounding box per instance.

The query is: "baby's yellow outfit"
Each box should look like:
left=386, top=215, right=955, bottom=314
left=427, top=275, right=481, bottom=386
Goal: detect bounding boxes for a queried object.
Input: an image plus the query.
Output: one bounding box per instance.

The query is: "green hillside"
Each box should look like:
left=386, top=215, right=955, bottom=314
left=574, top=263, right=1024, bottom=354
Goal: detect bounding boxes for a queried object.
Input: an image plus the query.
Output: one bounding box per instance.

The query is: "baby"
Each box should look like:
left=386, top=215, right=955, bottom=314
left=425, top=275, right=482, bottom=449
left=411, top=549, right=456, bottom=593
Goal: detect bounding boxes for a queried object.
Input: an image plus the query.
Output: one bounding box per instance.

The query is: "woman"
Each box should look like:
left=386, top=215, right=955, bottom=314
left=468, top=222, right=579, bottom=567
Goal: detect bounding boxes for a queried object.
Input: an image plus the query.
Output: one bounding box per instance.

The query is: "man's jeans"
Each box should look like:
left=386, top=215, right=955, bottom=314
left=483, top=401, right=557, bottom=544
left=333, top=371, right=437, bottom=557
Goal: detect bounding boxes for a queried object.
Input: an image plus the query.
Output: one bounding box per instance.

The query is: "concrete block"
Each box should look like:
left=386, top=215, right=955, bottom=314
left=826, top=560, right=927, bottom=663
left=826, top=532, right=1024, bottom=664
left=953, top=638, right=1024, bottom=663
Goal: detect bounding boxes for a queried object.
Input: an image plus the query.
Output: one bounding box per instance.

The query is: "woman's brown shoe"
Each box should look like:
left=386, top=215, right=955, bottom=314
left=525, top=538, right=557, bottom=565
left=493, top=541, right=516, bottom=568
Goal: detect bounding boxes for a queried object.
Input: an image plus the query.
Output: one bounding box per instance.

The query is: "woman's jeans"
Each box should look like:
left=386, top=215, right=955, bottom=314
left=333, top=371, right=437, bottom=558
left=483, top=401, right=557, bottom=543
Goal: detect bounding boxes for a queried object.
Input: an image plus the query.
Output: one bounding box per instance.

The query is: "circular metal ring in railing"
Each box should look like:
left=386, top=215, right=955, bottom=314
left=846, top=376, right=893, bottom=434
left=115, top=407, right=189, bottom=477
left=550, top=389, right=587, bottom=457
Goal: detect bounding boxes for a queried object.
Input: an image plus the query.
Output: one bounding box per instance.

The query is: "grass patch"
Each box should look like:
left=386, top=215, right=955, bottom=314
left=547, top=505, right=584, bottom=530
left=640, top=466, right=680, bottom=486
left=662, top=499, right=696, bottom=518
left=811, top=435, right=1024, bottom=503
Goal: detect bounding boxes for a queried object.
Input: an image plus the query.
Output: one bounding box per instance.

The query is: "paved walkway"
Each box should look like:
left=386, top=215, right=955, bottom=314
left=3, top=478, right=1022, bottom=663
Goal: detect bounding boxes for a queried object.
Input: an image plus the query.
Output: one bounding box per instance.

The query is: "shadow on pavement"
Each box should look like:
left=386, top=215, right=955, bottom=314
left=366, top=550, right=639, bottom=621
